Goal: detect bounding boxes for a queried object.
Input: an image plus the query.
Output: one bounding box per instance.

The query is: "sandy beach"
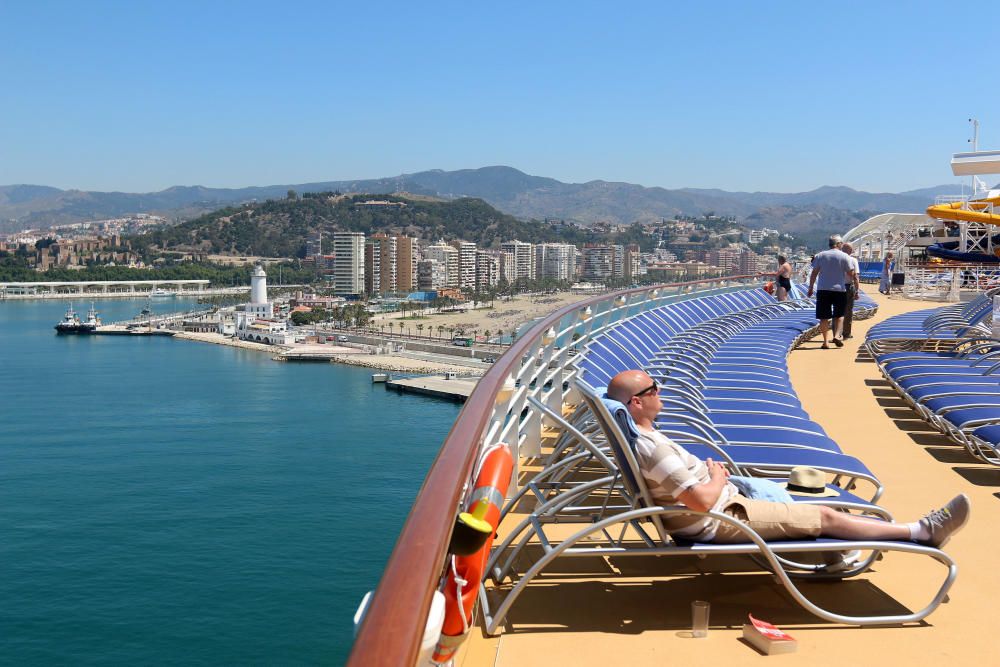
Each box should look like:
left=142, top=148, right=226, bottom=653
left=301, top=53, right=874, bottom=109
left=373, top=291, right=601, bottom=340
left=171, top=291, right=597, bottom=374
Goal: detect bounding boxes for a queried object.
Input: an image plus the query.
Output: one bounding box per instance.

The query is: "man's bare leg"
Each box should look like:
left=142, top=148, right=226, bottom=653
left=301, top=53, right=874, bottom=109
left=832, top=316, right=844, bottom=340
left=818, top=319, right=830, bottom=346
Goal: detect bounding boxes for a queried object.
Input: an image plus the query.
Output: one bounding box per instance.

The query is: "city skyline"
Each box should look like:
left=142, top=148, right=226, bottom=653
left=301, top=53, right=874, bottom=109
left=1, top=2, right=993, bottom=194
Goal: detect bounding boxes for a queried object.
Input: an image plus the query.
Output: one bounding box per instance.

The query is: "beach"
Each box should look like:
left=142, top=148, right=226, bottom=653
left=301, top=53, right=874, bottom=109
left=174, top=291, right=600, bottom=373
left=373, top=291, right=600, bottom=339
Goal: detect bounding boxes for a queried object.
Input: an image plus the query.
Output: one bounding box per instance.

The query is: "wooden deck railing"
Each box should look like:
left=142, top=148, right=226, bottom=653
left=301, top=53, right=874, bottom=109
left=346, top=276, right=760, bottom=666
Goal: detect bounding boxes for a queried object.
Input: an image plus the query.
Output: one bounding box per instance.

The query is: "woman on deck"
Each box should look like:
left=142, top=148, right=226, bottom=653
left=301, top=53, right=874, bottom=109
left=773, top=255, right=793, bottom=301
left=880, top=252, right=895, bottom=295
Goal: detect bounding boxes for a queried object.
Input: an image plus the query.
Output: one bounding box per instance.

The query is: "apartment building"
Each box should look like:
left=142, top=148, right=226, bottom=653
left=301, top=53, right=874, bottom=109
left=449, top=240, right=477, bottom=290
left=581, top=244, right=626, bottom=281
left=535, top=243, right=576, bottom=281
left=395, top=235, right=418, bottom=292
left=499, top=240, right=535, bottom=282
left=423, top=241, right=459, bottom=288
left=475, top=250, right=501, bottom=290
left=417, top=259, right=448, bottom=291
left=333, top=232, right=365, bottom=296
left=365, top=233, right=398, bottom=295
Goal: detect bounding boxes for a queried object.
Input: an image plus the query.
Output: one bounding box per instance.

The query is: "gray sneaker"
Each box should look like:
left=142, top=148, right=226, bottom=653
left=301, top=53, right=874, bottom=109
left=919, top=494, right=971, bottom=548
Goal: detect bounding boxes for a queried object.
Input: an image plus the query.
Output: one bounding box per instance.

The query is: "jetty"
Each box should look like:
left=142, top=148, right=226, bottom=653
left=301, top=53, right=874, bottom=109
left=385, top=374, right=478, bottom=401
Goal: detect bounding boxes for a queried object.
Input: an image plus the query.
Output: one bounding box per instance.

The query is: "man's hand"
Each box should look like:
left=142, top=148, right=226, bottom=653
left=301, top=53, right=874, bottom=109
left=706, top=457, right=729, bottom=481
left=807, top=286, right=814, bottom=297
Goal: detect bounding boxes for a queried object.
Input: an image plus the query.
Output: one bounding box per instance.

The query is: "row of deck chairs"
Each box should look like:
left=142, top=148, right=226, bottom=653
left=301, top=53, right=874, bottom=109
left=478, top=286, right=958, bottom=634
left=867, top=287, right=1000, bottom=464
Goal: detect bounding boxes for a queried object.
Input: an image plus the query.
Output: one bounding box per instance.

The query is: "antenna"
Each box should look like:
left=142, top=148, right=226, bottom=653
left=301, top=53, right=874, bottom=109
left=968, top=118, right=980, bottom=195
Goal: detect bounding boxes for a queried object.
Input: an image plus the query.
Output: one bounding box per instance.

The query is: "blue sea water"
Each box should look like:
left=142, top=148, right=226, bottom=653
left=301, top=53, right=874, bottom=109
left=0, top=298, right=461, bottom=665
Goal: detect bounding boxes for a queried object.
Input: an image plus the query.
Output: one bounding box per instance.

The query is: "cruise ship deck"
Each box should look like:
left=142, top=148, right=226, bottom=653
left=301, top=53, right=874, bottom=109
left=451, top=292, right=999, bottom=666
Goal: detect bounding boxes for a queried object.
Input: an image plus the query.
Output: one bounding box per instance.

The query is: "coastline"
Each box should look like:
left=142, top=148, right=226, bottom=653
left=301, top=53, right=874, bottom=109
left=172, top=331, right=484, bottom=375
left=169, top=291, right=598, bottom=375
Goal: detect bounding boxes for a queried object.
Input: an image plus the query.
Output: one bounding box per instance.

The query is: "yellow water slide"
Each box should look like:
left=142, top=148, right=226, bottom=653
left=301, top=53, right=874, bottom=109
left=926, top=196, right=1000, bottom=225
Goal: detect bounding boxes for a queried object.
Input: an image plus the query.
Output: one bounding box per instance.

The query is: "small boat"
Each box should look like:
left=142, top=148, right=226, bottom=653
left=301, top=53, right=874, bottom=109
left=150, top=288, right=177, bottom=297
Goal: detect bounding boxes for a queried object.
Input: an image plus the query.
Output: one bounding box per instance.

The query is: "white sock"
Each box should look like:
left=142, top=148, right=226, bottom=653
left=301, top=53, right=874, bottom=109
left=907, top=520, right=929, bottom=542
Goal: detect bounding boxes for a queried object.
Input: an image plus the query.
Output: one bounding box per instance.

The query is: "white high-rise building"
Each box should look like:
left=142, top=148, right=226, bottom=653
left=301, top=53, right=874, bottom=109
left=475, top=250, right=501, bottom=290
left=449, top=240, right=477, bottom=290
left=333, top=232, right=365, bottom=296
left=423, top=241, right=459, bottom=288
left=535, top=243, right=576, bottom=281
left=500, top=240, right=535, bottom=281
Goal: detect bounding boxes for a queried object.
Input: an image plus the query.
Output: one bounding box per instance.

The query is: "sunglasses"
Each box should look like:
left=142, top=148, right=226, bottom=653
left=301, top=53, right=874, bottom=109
left=631, top=381, right=658, bottom=400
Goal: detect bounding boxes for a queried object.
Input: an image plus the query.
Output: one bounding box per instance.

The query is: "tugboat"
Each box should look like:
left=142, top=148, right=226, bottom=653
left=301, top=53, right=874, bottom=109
left=54, top=303, right=100, bottom=334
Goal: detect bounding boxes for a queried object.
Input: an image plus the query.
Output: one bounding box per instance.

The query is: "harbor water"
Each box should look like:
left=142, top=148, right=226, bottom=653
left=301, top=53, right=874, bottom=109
left=0, top=298, right=461, bottom=665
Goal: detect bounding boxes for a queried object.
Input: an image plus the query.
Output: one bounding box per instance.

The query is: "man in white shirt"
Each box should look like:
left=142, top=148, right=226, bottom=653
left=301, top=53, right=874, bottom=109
left=807, top=235, right=856, bottom=349
left=606, top=369, right=969, bottom=546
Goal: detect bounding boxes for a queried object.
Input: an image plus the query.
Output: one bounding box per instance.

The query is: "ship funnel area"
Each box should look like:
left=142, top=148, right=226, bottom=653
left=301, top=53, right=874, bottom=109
left=250, top=265, right=268, bottom=304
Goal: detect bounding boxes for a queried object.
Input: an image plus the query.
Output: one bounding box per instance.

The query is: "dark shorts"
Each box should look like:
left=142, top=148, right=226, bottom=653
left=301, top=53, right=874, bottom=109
left=778, top=277, right=792, bottom=291
left=815, top=289, right=846, bottom=320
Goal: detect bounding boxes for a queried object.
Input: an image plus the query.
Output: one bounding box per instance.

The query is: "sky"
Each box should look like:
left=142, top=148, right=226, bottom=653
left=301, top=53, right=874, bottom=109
left=0, top=1, right=996, bottom=194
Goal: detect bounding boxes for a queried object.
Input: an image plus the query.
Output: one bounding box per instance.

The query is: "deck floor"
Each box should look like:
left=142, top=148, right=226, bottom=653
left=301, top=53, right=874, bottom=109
left=459, top=292, right=1000, bottom=666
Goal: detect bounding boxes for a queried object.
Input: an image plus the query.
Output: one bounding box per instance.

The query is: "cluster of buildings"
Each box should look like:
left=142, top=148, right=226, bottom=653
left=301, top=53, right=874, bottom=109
left=304, top=232, right=649, bottom=298
left=0, top=234, right=143, bottom=270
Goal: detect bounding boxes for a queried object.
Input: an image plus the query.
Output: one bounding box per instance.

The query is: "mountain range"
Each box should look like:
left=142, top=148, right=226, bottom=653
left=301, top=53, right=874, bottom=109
left=0, top=166, right=965, bottom=236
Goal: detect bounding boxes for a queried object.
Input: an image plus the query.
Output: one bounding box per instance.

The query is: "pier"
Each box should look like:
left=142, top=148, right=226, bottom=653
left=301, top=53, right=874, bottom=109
left=1, top=279, right=213, bottom=299
left=384, top=374, right=478, bottom=401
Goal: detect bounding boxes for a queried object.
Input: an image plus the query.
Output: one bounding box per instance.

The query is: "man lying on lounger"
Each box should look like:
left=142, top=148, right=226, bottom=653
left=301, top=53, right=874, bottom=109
left=607, top=369, right=970, bottom=547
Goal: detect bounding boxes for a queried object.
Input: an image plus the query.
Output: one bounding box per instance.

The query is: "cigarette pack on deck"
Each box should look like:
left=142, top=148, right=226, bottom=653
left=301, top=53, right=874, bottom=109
left=742, top=614, right=797, bottom=655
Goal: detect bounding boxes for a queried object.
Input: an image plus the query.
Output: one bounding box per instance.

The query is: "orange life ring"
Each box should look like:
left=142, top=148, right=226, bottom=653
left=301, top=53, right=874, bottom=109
left=432, top=443, right=513, bottom=663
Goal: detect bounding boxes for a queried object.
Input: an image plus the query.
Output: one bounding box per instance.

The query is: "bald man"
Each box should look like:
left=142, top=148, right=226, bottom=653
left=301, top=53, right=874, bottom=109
left=605, top=369, right=969, bottom=547
left=841, top=242, right=861, bottom=339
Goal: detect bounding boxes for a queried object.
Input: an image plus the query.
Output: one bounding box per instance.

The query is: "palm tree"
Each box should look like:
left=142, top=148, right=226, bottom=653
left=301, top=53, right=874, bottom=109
left=397, top=321, right=404, bottom=335
left=416, top=323, right=424, bottom=338
left=437, top=325, right=445, bottom=339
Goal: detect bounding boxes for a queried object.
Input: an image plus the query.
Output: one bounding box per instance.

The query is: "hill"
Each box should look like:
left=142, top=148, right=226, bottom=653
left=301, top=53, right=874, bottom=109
left=135, top=193, right=641, bottom=258
left=1, top=167, right=970, bottom=237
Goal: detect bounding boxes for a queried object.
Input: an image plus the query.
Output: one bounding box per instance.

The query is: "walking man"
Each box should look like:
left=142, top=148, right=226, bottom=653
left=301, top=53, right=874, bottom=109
left=808, top=235, right=855, bottom=349
left=841, top=242, right=861, bottom=339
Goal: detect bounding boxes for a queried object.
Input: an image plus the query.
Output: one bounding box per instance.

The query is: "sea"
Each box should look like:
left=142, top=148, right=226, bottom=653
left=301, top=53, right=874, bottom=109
left=0, top=298, right=461, bottom=665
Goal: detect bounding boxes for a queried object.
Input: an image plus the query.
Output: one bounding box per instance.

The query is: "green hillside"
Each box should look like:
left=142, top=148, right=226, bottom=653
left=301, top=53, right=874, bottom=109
left=136, top=193, right=644, bottom=257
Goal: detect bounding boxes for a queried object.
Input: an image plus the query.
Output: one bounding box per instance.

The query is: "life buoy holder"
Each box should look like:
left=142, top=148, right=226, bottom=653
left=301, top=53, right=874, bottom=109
left=432, top=443, right=513, bottom=664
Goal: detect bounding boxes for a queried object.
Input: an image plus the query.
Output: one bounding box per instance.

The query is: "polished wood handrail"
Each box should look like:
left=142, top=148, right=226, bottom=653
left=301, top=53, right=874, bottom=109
left=345, top=276, right=759, bottom=666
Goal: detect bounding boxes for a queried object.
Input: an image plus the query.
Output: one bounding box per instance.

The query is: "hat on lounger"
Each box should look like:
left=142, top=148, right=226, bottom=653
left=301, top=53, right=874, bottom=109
left=780, top=466, right=840, bottom=498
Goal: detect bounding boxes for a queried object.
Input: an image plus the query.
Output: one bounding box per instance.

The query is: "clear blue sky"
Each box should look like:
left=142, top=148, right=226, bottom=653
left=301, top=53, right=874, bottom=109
left=0, top=1, right=995, bottom=193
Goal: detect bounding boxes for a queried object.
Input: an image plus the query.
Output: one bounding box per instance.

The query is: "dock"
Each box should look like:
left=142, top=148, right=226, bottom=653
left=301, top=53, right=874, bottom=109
left=93, top=325, right=175, bottom=336
left=385, top=374, right=478, bottom=401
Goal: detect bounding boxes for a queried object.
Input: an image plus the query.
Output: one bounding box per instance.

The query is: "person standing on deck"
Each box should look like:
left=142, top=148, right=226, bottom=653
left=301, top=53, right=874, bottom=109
left=807, top=235, right=856, bottom=349
left=607, top=369, right=971, bottom=547
left=841, top=242, right=861, bottom=339
left=879, top=251, right=895, bottom=295
left=769, top=255, right=793, bottom=302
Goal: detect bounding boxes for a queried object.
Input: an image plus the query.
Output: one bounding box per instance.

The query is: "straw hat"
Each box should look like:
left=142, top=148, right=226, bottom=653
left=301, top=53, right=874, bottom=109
left=779, top=466, right=840, bottom=498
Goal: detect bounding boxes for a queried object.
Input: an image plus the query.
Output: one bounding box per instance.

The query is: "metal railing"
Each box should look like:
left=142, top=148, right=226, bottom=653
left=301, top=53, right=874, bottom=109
left=346, top=275, right=764, bottom=667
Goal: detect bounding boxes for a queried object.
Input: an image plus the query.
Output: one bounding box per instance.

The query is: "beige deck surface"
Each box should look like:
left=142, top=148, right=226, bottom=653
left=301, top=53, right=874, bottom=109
left=459, top=292, right=1000, bottom=666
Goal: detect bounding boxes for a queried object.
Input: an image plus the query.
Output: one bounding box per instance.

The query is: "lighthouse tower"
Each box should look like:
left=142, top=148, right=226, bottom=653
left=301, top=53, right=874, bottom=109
left=251, top=265, right=267, bottom=304
left=235, top=265, right=286, bottom=343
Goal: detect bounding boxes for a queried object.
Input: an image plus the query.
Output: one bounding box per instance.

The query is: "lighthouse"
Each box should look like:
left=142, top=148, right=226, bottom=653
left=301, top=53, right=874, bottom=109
left=251, top=265, right=267, bottom=304
left=234, top=265, right=287, bottom=344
